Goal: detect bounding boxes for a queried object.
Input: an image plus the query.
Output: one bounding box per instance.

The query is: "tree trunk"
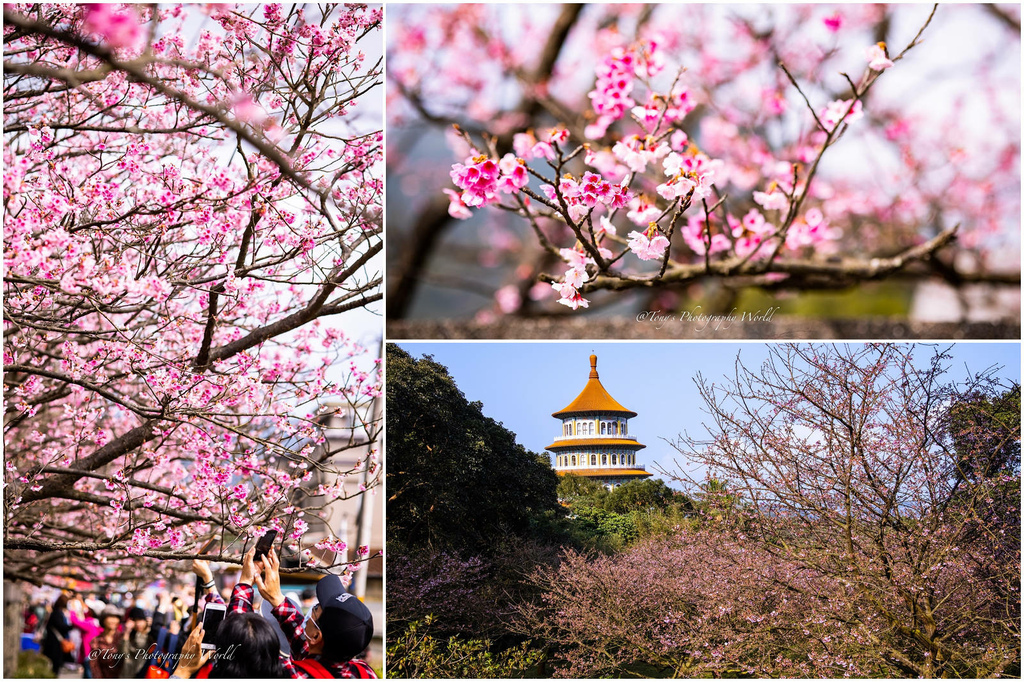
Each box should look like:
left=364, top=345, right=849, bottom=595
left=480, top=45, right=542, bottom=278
left=3, top=580, right=23, bottom=676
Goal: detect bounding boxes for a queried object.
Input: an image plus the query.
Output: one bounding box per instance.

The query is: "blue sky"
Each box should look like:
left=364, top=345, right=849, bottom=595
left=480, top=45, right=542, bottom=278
left=392, top=342, right=1022, bottom=484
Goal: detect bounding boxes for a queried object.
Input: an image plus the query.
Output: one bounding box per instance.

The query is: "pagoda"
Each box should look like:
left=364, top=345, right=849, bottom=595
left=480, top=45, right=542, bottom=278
left=546, top=354, right=651, bottom=488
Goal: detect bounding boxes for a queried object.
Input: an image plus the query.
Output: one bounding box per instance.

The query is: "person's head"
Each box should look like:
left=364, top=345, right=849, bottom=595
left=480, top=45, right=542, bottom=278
left=300, top=588, right=316, bottom=607
left=304, top=576, right=373, bottom=663
left=208, top=613, right=283, bottom=679
left=126, top=606, right=149, bottom=631
left=53, top=594, right=69, bottom=611
left=99, top=609, right=121, bottom=633
left=85, top=598, right=106, bottom=620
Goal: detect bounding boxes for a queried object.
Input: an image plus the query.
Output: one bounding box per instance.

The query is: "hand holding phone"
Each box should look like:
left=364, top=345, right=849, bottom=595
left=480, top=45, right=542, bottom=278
left=252, top=548, right=285, bottom=608
left=254, top=530, right=278, bottom=562
left=173, top=624, right=213, bottom=678
left=200, top=602, right=226, bottom=651
left=239, top=547, right=258, bottom=586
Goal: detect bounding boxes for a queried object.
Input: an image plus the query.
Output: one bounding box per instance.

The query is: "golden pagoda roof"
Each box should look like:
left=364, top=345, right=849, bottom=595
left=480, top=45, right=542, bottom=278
left=556, top=468, right=651, bottom=478
left=545, top=438, right=646, bottom=451
left=552, top=355, right=637, bottom=418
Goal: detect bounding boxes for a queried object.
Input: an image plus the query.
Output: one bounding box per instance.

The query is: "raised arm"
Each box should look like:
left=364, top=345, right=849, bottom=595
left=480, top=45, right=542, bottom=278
left=253, top=548, right=312, bottom=660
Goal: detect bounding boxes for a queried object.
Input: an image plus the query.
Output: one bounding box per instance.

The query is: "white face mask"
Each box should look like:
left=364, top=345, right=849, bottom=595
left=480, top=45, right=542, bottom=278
left=302, top=607, right=321, bottom=643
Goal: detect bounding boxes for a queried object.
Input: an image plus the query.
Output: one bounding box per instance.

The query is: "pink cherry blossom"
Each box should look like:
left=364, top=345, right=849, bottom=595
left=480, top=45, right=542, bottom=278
left=443, top=188, right=473, bottom=219
left=4, top=3, right=383, bottom=582
left=753, top=186, right=790, bottom=212
left=82, top=4, right=143, bottom=50
left=626, top=196, right=661, bottom=226
left=823, top=12, right=844, bottom=32
left=552, top=280, right=589, bottom=310
left=393, top=5, right=1018, bottom=320
left=627, top=229, right=671, bottom=261
left=612, top=135, right=670, bottom=173
left=819, top=98, right=864, bottom=132
left=866, top=43, right=894, bottom=71
left=682, top=216, right=731, bottom=256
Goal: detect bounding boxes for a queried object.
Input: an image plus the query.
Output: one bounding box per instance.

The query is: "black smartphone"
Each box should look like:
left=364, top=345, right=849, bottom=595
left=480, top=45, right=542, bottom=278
left=254, top=530, right=277, bottom=561
left=201, top=602, right=226, bottom=651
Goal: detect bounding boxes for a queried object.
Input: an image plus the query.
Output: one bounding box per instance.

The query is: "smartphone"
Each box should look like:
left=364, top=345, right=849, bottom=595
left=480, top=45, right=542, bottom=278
left=254, top=530, right=278, bottom=561
left=200, top=602, right=226, bottom=651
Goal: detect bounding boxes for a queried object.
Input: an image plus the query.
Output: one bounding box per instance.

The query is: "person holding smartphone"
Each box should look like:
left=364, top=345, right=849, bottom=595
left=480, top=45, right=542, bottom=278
left=252, top=549, right=376, bottom=679
left=170, top=549, right=286, bottom=679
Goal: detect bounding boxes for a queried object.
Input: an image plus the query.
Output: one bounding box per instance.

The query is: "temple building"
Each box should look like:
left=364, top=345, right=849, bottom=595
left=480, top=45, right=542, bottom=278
left=546, top=354, right=651, bottom=488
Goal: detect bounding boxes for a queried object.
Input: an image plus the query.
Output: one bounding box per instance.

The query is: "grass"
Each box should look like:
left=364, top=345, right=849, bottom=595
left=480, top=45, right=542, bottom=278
left=13, top=650, right=56, bottom=678
left=733, top=281, right=913, bottom=318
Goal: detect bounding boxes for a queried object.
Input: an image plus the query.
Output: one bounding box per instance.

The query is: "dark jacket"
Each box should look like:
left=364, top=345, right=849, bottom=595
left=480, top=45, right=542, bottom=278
left=42, top=608, right=72, bottom=668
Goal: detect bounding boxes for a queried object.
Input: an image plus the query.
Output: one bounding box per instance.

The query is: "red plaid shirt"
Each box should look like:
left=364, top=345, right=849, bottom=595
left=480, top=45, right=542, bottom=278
left=211, top=584, right=375, bottom=679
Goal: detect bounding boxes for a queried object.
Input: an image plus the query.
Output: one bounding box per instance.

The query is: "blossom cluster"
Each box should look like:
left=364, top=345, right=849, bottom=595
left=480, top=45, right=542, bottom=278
left=447, top=153, right=529, bottom=217
left=585, top=40, right=666, bottom=139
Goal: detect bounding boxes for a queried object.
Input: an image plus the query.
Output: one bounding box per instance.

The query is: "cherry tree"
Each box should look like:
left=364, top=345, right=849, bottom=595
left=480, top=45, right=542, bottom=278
left=386, top=4, right=1020, bottom=321
left=662, top=344, right=1020, bottom=677
left=521, top=534, right=875, bottom=678
left=517, top=345, right=1019, bottom=678
left=3, top=3, right=383, bottom=586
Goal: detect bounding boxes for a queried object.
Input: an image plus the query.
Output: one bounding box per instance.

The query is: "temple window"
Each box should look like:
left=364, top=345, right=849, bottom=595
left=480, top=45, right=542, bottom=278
left=590, top=454, right=597, bottom=466
left=602, top=454, right=607, bottom=465
left=612, top=454, right=618, bottom=465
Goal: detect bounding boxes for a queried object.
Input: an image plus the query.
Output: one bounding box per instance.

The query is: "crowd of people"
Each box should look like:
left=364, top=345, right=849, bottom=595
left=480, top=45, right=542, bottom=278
left=24, top=548, right=375, bottom=679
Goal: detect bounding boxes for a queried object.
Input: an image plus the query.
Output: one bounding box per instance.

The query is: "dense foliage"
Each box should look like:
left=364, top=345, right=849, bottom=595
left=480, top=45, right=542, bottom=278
left=386, top=345, right=564, bottom=677
left=385, top=344, right=559, bottom=554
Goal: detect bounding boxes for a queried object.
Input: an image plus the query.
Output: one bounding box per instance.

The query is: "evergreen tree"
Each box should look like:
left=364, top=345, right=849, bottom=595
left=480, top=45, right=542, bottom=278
left=387, top=345, right=560, bottom=554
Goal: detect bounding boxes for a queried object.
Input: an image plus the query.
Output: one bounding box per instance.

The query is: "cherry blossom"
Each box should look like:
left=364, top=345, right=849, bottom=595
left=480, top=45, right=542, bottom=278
left=866, top=42, right=895, bottom=70
left=820, top=98, right=865, bottom=132
left=628, top=228, right=671, bottom=261
left=82, top=4, right=143, bottom=50
left=4, top=3, right=383, bottom=586
left=388, top=5, right=1019, bottom=321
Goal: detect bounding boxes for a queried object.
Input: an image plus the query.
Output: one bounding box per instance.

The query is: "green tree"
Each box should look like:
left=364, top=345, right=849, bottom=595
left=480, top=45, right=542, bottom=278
left=571, top=506, right=639, bottom=548
left=948, top=385, right=1021, bottom=482
left=603, top=479, right=675, bottom=514
left=556, top=473, right=606, bottom=507
left=386, top=345, right=561, bottom=554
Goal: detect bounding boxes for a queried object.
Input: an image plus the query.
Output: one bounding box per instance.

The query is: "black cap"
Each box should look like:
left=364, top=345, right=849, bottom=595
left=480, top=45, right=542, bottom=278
left=315, top=575, right=372, bottom=662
